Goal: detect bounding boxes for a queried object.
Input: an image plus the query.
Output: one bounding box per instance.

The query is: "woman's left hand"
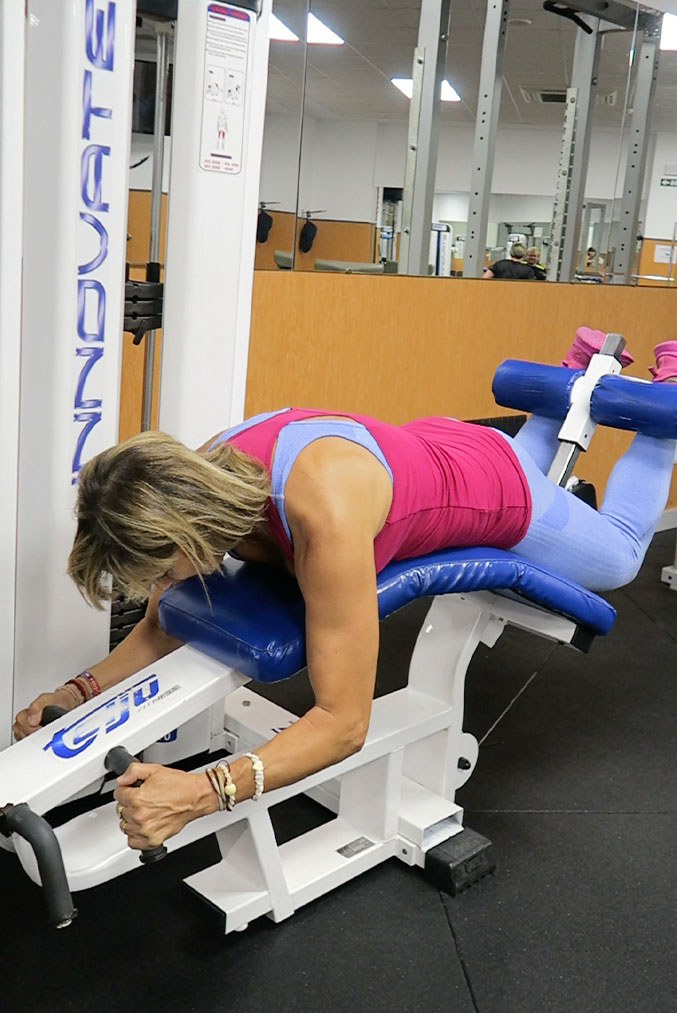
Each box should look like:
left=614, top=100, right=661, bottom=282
left=114, top=762, right=213, bottom=850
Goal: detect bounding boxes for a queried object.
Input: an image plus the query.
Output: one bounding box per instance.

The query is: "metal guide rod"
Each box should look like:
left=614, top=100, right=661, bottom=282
left=557, top=17, right=601, bottom=281
left=612, top=17, right=662, bottom=285
left=464, top=0, right=510, bottom=278
left=142, top=25, right=172, bottom=432
left=547, top=334, right=626, bottom=487
left=399, top=47, right=425, bottom=274
left=547, top=89, right=577, bottom=282
left=667, top=221, right=677, bottom=286
left=0, top=0, right=25, bottom=745
left=399, top=0, right=451, bottom=276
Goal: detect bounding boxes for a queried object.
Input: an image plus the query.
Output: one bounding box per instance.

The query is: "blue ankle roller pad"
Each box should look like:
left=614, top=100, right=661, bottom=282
left=493, top=359, right=677, bottom=438
left=590, top=374, right=677, bottom=439
left=158, top=549, right=616, bottom=683
left=492, top=360, right=584, bottom=419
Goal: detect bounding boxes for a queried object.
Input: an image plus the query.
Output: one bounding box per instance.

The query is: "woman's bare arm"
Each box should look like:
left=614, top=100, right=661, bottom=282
left=85, top=587, right=184, bottom=692
left=116, top=440, right=394, bottom=847
left=13, top=587, right=183, bottom=738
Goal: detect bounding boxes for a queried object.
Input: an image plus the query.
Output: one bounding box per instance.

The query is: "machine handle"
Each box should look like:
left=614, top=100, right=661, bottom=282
left=40, top=706, right=167, bottom=863
left=104, top=746, right=168, bottom=864
left=41, top=705, right=68, bottom=725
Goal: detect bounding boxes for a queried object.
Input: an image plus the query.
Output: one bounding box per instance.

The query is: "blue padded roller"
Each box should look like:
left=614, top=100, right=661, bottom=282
left=492, top=360, right=583, bottom=419
left=492, top=359, right=677, bottom=439
left=159, top=549, right=616, bottom=683
left=590, top=374, right=677, bottom=439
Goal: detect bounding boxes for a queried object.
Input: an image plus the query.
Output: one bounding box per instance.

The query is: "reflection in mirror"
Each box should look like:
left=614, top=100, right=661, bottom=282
left=262, top=1, right=673, bottom=281
left=294, top=2, right=421, bottom=274
left=256, top=1, right=309, bottom=270
left=628, top=7, right=677, bottom=288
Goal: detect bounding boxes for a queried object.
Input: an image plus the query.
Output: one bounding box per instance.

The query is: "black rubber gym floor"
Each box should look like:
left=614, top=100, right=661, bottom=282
left=2, top=531, right=675, bottom=1012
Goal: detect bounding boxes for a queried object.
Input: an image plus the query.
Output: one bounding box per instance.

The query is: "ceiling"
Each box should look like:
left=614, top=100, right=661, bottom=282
left=267, top=0, right=677, bottom=131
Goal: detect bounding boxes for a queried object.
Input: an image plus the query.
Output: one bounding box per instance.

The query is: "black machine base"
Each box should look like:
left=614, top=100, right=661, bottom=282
left=424, top=828, right=496, bottom=896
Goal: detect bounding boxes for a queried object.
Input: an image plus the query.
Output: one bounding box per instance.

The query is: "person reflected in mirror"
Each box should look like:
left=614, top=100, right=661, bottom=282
left=526, top=246, right=546, bottom=281
left=483, top=242, right=535, bottom=280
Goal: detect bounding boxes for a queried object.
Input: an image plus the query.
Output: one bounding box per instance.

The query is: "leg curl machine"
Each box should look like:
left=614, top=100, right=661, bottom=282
left=2, top=340, right=676, bottom=932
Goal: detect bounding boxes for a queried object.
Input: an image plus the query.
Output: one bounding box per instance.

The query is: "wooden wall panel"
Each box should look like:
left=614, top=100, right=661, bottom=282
left=294, top=220, right=377, bottom=271
left=246, top=272, right=677, bottom=506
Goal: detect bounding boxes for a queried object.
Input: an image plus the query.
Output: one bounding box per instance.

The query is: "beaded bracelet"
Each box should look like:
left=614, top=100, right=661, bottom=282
left=244, top=752, right=264, bottom=801
left=64, top=678, right=89, bottom=703
left=79, top=670, right=102, bottom=696
left=205, top=760, right=236, bottom=811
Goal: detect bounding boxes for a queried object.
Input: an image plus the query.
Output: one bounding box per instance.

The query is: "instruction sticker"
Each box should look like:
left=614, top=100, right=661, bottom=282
left=199, top=4, right=251, bottom=174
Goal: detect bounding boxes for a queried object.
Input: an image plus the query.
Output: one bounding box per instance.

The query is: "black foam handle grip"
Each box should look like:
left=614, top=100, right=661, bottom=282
left=104, top=745, right=168, bottom=864
left=41, top=705, right=68, bottom=725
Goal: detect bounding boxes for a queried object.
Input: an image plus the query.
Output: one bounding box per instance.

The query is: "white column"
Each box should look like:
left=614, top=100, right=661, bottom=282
left=159, top=0, right=272, bottom=448
left=0, top=1, right=25, bottom=746
left=10, top=0, right=135, bottom=730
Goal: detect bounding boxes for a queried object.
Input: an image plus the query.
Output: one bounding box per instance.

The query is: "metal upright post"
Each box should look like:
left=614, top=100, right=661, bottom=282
left=612, top=17, right=662, bottom=285
left=464, top=0, right=510, bottom=279
left=141, top=25, right=172, bottom=432
left=0, top=0, right=25, bottom=747
left=399, top=0, right=451, bottom=276
left=557, top=18, right=601, bottom=281
left=14, top=0, right=134, bottom=720
left=547, top=89, right=578, bottom=282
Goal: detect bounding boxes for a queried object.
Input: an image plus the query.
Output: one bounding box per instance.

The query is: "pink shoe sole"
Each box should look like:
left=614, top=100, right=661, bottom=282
left=560, top=326, right=634, bottom=369
left=649, top=340, right=677, bottom=382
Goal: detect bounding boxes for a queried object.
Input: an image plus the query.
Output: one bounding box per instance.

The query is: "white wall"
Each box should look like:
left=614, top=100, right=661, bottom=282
left=259, top=115, right=664, bottom=225
left=644, top=132, right=677, bottom=238
left=129, top=114, right=672, bottom=238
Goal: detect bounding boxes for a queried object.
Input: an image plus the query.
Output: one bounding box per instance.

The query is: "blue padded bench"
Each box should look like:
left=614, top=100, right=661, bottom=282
left=158, top=548, right=616, bottom=681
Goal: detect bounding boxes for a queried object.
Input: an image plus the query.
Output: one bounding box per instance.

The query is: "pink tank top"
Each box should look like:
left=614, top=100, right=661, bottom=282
left=223, top=409, right=532, bottom=573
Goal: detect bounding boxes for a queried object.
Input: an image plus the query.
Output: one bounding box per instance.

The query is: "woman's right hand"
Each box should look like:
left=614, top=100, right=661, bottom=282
left=13, top=687, right=77, bottom=741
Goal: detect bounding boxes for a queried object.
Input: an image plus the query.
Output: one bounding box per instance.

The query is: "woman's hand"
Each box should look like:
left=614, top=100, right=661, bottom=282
left=13, top=687, right=78, bottom=741
left=114, top=762, right=217, bottom=850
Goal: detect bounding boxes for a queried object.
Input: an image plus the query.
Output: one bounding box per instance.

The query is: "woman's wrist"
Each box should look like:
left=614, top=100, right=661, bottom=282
left=195, top=771, right=221, bottom=817
left=54, top=683, right=82, bottom=711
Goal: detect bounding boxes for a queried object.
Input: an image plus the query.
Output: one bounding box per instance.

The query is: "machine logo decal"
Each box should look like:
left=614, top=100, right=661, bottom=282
left=72, top=0, right=117, bottom=483
left=44, top=674, right=160, bottom=760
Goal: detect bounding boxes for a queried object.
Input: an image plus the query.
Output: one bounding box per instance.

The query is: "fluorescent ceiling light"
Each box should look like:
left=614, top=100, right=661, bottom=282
left=307, top=12, right=344, bottom=45
left=441, top=80, right=461, bottom=102
left=392, top=78, right=461, bottom=102
left=660, top=13, right=677, bottom=50
left=269, top=13, right=299, bottom=42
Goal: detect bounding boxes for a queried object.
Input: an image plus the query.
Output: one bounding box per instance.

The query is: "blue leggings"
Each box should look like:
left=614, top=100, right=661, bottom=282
left=505, top=416, right=676, bottom=591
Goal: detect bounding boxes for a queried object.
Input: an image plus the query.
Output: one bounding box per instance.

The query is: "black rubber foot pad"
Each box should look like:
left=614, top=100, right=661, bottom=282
left=424, top=828, right=496, bottom=896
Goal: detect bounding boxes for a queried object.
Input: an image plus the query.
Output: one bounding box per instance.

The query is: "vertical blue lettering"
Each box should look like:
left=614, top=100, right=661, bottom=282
left=82, top=70, right=113, bottom=140
left=85, top=0, right=116, bottom=71
left=77, top=279, right=106, bottom=342
left=79, top=212, right=109, bottom=274
left=75, top=347, right=104, bottom=409
left=81, top=144, right=111, bottom=212
left=72, top=411, right=102, bottom=480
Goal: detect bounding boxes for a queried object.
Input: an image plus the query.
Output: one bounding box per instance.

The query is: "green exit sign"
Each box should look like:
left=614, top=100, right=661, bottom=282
left=660, top=177, right=677, bottom=187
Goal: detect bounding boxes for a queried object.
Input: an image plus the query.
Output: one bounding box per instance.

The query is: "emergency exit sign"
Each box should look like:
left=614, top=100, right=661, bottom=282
left=660, top=177, right=677, bottom=187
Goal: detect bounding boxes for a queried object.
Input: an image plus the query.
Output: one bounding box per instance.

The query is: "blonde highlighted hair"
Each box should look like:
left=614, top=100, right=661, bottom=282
left=68, top=430, right=270, bottom=608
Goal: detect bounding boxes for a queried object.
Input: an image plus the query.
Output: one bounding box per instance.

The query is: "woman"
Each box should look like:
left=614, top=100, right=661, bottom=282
left=12, top=334, right=677, bottom=851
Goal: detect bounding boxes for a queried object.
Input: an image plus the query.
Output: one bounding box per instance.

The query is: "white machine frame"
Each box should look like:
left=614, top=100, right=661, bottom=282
left=1, top=586, right=584, bottom=933
left=0, top=0, right=272, bottom=747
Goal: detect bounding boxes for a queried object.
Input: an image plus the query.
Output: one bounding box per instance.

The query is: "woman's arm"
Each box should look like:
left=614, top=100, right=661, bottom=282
left=13, top=587, right=183, bottom=738
left=85, top=587, right=184, bottom=692
left=115, top=440, right=392, bottom=849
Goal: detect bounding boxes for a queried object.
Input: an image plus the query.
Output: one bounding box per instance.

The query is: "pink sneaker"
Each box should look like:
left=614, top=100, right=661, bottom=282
left=649, top=340, right=677, bottom=382
left=560, top=326, right=634, bottom=369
